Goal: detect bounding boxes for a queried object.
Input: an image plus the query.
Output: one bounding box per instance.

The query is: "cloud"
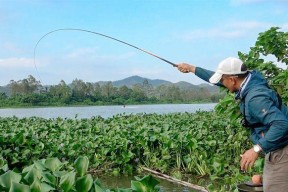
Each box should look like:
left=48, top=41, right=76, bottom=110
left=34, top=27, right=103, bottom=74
left=0, top=57, right=34, bottom=68
left=282, top=23, right=288, bottom=30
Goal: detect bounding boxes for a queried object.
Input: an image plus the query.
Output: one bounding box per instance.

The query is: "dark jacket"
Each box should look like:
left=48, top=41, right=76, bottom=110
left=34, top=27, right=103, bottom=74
left=195, top=67, right=288, bottom=153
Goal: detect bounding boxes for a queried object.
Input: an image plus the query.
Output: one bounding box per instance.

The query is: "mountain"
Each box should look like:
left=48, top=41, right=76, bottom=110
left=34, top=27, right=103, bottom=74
left=97, top=75, right=219, bottom=94
left=112, top=75, right=171, bottom=87
left=198, top=83, right=220, bottom=93
left=174, top=81, right=199, bottom=90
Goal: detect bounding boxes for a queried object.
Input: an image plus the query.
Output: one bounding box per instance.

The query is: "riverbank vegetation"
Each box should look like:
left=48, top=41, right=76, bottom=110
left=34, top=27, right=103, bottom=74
left=0, top=77, right=223, bottom=108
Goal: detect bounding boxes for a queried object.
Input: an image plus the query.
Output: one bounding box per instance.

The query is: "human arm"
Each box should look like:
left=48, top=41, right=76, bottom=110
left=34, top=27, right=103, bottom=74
left=177, top=63, right=196, bottom=73
left=177, top=63, right=223, bottom=87
left=248, top=94, right=288, bottom=153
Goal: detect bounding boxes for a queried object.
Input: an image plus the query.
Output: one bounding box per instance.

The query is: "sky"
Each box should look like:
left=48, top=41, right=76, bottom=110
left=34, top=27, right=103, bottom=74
left=0, top=0, right=287, bottom=86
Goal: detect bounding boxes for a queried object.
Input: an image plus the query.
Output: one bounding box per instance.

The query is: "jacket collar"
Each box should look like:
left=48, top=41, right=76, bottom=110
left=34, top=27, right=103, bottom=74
left=234, top=70, right=269, bottom=101
left=235, top=72, right=252, bottom=100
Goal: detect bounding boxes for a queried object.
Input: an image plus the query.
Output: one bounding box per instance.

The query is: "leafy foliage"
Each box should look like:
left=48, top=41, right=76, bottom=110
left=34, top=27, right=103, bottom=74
left=0, top=111, right=256, bottom=190
left=0, top=156, right=160, bottom=192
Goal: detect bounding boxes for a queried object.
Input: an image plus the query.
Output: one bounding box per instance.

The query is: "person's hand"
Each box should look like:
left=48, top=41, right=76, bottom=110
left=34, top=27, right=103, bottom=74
left=240, top=148, right=259, bottom=171
left=177, top=63, right=196, bottom=73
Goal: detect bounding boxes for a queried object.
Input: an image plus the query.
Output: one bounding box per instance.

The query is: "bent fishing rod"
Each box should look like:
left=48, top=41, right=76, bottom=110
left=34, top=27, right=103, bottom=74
left=34, top=29, right=178, bottom=77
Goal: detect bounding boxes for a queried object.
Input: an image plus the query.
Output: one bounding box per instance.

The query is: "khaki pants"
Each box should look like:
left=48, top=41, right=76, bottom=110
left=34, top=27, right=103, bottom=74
left=263, top=145, right=288, bottom=192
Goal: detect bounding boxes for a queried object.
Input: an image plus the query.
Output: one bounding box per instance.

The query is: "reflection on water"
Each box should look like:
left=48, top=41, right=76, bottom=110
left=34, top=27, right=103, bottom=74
left=0, top=103, right=216, bottom=119
left=98, top=175, right=201, bottom=192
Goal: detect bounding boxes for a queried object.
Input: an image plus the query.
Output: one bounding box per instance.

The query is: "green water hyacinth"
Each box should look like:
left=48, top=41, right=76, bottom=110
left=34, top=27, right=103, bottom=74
left=0, top=171, right=22, bottom=189
left=131, top=175, right=160, bottom=192
left=75, top=156, right=89, bottom=177
left=44, top=158, right=63, bottom=172
left=0, top=156, right=160, bottom=192
left=75, top=174, right=93, bottom=192
left=0, top=111, right=260, bottom=190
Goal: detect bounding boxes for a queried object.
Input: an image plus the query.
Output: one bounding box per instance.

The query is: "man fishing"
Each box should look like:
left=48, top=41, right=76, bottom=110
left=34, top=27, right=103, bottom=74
left=177, top=57, right=288, bottom=191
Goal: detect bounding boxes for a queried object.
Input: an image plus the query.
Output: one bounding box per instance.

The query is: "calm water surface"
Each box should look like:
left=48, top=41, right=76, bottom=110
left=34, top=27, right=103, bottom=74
left=0, top=103, right=216, bottom=119
left=98, top=175, right=202, bottom=192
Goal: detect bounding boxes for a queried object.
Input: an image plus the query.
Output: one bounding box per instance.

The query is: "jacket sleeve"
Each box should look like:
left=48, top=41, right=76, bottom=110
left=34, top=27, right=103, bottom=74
left=195, top=67, right=223, bottom=87
left=250, top=128, right=260, bottom=145
left=247, top=95, right=288, bottom=153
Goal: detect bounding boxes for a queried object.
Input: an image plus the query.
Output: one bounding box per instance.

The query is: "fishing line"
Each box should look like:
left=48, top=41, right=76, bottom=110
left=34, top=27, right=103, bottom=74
left=33, top=28, right=177, bottom=85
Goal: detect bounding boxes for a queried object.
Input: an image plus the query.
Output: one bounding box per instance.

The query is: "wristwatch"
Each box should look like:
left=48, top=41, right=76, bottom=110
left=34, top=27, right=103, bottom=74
left=253, top=145, right=261, bottom=153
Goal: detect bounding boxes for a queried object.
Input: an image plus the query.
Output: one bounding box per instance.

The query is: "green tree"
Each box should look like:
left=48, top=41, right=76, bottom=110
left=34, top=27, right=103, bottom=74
left=92, top=83, right=102, bottom=100
left=142, top=79, right=154, bottom=98
left=49, top=80, right=71, bottom=103
left=165, top=85, right=181, bottom=102
left=118, top=85, right=132, bottom=100
left=101, top=81, right=115, bottom=100
left=9, top=75, right=41, bottom=96
left=71, top=79, right=87, bottom=101
left=131, top=84, right=147, bottom=102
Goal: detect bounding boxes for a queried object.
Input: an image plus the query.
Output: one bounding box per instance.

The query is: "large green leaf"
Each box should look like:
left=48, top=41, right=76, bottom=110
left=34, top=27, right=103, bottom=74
left=59, top=171, right=76, bottom=192
left=33, top=160, right=46, bottom=171
left=0, top=171, right=22, bottom=189
left=42, top=172, right=56, bottom=186
left=133, top=175, right=159, bottom=189
left=23, top=167, right=42, bottom=185
left=74, top=156, right=89, bottom=177
left=75, top=174, right=93, bottom=192
left=30, top=178, right=41, bottom=192
left=92, top=180, right=105, bottom=192
left=131, top=181, right=149, bottom=192
left=9, top=182, right=30, bottom=192
left=44, top=158, right=62, bottom=172
left=40, top=182, right=55, bottom=192
left=22, top=164, right=35, bottom=173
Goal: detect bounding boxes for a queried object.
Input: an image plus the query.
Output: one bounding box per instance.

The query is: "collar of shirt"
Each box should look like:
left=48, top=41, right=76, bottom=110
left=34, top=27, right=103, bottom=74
left=235, top=72, right=252, bottom=100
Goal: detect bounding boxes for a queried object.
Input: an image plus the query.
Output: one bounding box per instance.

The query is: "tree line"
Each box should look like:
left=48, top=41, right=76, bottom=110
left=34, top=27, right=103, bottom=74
left=0, top=75, right=224, bottom=107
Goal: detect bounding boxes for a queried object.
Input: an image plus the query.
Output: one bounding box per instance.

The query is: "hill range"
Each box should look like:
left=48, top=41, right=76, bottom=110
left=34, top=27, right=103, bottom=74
left=0, top=75, right=220, bottom=95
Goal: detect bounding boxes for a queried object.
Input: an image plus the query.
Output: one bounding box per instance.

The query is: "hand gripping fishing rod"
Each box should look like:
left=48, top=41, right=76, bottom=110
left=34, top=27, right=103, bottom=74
left=34, top=28, right=178, bottom=81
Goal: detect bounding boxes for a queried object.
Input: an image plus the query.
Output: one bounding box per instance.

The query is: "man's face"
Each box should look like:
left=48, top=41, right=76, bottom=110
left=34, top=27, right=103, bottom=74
left=220, top=75, right=238, bottom=93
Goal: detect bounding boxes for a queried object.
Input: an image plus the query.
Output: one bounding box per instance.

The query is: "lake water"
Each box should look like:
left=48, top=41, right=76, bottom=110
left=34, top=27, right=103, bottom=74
left=98, top=175, right=203, bottom=192
left=0, top=103, right=216, bottom=119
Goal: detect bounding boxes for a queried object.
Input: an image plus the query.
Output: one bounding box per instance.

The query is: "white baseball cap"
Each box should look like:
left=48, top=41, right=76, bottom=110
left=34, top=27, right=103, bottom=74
left=209, top=57, right=248, bottom=84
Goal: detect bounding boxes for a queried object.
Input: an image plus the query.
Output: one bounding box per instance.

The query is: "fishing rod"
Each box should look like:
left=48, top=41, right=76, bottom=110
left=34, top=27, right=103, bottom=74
left=33, top=28, right=178, bottom=84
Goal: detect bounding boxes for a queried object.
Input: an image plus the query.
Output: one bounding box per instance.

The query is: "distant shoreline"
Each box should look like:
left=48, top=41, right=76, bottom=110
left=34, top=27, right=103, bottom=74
left=0, top=101, right=215, bottom=109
